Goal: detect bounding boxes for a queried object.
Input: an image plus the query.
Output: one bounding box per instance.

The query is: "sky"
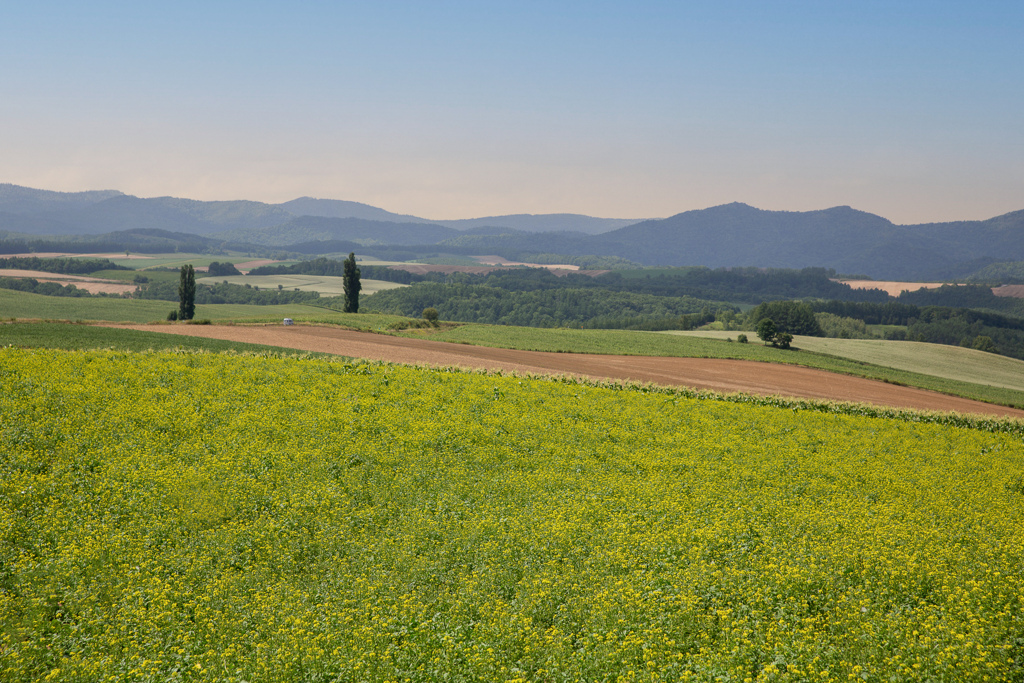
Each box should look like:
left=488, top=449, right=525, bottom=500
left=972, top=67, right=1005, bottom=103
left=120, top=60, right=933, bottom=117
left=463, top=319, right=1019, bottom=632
left=2, top=1, right=1022, bottom=224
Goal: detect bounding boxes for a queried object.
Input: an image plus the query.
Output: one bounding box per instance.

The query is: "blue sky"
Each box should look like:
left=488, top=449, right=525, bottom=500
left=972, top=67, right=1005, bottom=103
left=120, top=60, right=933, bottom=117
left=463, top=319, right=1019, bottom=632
left=2, top=1, right=1021, bottom=223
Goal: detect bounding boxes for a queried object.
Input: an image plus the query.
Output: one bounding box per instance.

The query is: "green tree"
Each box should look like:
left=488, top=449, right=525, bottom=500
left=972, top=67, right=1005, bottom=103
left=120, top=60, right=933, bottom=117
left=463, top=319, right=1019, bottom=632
left=422, top=307, right=439, bottom=325
left=773, top=332, right=794, bottom=349
left=756, top=318, right=777, bottom=345
left=178, top=265, right=196, bottom=320
left=343, top=252, right=361, bottom=313
left=971, top=335, right=999, bottom=354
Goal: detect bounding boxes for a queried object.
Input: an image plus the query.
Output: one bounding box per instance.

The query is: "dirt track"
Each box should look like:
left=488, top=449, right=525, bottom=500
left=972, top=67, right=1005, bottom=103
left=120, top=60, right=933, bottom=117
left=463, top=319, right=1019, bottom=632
left=106, top=323, right=1024, bottom=419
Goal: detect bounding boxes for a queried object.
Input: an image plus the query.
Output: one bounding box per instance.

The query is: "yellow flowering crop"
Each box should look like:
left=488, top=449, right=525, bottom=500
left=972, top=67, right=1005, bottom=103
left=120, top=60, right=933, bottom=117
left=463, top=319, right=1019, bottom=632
left=1, top=348, right=1022, bottom=682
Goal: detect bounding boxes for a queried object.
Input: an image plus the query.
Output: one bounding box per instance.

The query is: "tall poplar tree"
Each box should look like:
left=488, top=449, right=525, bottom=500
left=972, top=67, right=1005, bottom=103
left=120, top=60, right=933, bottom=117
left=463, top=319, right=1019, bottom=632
left=343, top=252, right=361, bottom=313
left=178, top=264, right=196, bottom=321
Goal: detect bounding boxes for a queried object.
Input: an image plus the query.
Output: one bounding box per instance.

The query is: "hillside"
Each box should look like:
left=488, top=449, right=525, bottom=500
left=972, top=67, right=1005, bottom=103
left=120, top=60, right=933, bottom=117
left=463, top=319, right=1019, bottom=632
left=588, top=204, right=982, bottom=278
left=437, top=213, right=641, bottom=234
left=217, top=215, right=461, bottom=246
left=4, top=184, right=1024, bottom=279
left=0, top=184, right=642, bottom=239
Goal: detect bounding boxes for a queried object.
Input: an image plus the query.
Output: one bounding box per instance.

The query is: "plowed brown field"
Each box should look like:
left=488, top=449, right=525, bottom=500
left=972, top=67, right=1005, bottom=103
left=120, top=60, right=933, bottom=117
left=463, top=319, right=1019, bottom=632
left=104, top=323, right=1024, bottom=419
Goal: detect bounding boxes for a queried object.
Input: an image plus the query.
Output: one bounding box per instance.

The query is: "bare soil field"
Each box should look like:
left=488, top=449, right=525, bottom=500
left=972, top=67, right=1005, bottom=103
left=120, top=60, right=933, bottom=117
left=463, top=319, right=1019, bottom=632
left=471, top=255, right=581, bottom=270
left=992, top=285, right=1024, bottom=298
left=6, top=252, right=155, bottom=259
left=233, top=259, right=282, bottom=273
left=0, top=269, right=136, bottom=295
left=839, top=280, right=949, bottom=296
left=103, top=323, right=1024, bottom=418
left=388, top=263, right=607, bottom=277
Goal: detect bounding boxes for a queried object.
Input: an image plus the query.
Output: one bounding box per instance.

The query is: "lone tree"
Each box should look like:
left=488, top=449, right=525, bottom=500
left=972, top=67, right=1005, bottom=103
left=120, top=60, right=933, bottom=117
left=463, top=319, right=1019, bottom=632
left=343, top=252, right=361, bottom=313
left=178, top=264, right=196, bottom=321
left=756, top=318, right=777, bottom=345
left=756, top=317, right=794, bottom=349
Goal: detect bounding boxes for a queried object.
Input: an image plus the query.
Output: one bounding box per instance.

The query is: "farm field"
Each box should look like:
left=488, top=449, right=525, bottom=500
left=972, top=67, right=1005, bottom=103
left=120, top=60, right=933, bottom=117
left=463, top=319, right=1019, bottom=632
left=202, top=274, right=406, bottom=296
left=101, top=253, right=267, bottom=271
left=3, top=286, right=1023, bottom=408
left=0, top=321, right=338, bottom=356
left=666, top=330, right=1024, bottom=393
left=1, top=348, right=1022, bottom=681
left=0, top=288, right=360, bottom=323
left=838, top=280, right=947, bottom=296
left=396, top=323, right=1024, bottom=408
left=89, top=323, right=1024, bottom=415
left=0, top=269, right=136, bottom=295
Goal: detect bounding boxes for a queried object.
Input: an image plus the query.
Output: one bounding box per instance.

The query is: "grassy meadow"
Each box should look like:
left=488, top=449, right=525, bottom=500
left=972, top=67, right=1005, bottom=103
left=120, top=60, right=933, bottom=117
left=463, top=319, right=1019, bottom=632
left=0, top=289, right=407, bottom=325
left=400, top=323, right=1024, bottom=408
left=3, top=280, right=1023, bottom=406
left=91, top=253, right=260, bottom=270
left=1, top=347, right=1022, bottom=681
left=0, top=322, right=338, bottom=356
left=668, top=330, right=1024, bottom=393
left=202, top=274, right=406, bottom=296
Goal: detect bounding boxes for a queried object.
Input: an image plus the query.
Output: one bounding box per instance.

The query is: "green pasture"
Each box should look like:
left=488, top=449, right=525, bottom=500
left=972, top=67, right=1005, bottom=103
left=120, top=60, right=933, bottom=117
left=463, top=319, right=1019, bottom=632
left=199, top=274, right=406, bottom=296
left=4, top=279, right=1023, bottom=407
left=401, top=323, right=1024, bottom=408
left=78, top=253, right=250, bottom=270
left=669, top=329, right=1024, bottom=393
left=0, top=321, right=336, bottom=356
left=0, top=289, right=350, bottom=323
left=89, top=269, right=179, bottom=283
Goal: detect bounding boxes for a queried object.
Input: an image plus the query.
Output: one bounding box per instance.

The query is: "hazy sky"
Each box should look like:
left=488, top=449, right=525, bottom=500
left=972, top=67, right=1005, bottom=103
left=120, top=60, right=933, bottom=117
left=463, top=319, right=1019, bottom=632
left=2, top=1, right=1022, bottom=223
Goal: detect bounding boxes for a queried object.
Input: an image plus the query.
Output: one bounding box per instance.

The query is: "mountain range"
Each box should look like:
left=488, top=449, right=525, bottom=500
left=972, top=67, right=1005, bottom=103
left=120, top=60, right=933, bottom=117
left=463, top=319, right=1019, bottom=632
left=2, top=183, right=1023, bottom=279
left=0, top=185, right=636, bottom=237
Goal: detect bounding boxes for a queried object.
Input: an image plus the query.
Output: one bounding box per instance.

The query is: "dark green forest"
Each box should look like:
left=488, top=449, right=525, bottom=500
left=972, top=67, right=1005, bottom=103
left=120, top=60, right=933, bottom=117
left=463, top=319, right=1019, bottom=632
left=365, top=282, right=733, bottom=329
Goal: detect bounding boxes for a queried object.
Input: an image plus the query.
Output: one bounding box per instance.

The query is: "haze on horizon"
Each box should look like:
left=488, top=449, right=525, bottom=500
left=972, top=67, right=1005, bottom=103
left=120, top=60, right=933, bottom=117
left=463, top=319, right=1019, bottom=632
left=2, top=1, right=1022, bottom=225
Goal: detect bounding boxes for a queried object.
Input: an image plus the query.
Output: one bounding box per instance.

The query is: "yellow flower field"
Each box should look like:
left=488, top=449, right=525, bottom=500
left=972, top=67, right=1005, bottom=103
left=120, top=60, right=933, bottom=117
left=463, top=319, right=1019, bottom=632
left=1, top=348, right=1022, bottom=682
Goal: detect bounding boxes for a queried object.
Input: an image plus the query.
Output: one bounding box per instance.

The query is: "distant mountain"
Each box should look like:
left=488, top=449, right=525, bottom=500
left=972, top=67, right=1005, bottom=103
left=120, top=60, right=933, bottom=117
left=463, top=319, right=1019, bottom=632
left=585, top=203, right=1024, bottom=279
left=0, top=188, right=295, bottom=236
left=4, top=184, right=1024, bottom=279
left=276, top=198, right=642, bottom=234
left=0, top=227, right=255, bottom=256
left=0, top=184, right=643, bottom=238
left=434, top=214, right=643, bottom=235
left=216, top=215, right=461, bottom=247
left=0, top=184, right=123, bottom=214
left=277, top=197, right=433, bottom=224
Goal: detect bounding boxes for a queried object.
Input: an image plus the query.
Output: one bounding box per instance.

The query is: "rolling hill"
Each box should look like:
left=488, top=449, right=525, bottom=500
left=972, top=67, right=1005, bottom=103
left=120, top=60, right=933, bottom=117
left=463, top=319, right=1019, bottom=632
left=3, top=184, right=1024, bottom=279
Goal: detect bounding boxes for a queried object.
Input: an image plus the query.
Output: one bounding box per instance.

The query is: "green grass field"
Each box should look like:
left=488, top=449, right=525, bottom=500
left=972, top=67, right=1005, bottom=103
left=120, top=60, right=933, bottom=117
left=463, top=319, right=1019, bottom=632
left=399, top=323, right=1024, bottom=408
left=99, top=253, right=256, bottom=270
left=0, top=289, right=413, bottom=324
left=88, top=269, right=179, bottom=283
left=4, top=284, right=1023, bottom=407
left=199, top=274, right=406, bottom=296
left=668, top=330, right=1024, bottom=392
left=0, top=321, right=338, bottom=356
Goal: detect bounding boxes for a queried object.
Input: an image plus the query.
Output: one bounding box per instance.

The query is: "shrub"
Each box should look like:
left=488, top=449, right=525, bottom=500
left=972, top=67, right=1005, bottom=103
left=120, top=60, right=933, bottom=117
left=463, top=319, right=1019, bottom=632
left=422, top=307, right=440, bottom=325
left=737, top=333, right=748, bottom=344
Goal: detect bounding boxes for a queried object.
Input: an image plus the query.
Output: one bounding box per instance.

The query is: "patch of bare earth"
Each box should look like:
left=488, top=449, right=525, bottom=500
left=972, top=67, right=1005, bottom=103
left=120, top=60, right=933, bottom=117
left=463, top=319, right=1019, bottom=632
left=100, top=323, right=1024, bottom=419
left=233, top=259, right=281, bottom=273
left=839, top=280, right=950, bottom=296
left=993, top=285, right=1024, bottom=298
left=6, top=252, right=155, bottom=259
left=1, top=269, right=136, bottom=295
left=388, top=263, right=608, bottom=277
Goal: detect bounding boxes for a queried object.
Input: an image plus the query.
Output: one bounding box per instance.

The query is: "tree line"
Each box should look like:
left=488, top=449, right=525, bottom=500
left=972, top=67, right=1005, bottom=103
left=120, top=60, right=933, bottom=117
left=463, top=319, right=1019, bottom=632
left=365, top=283, right=736, bottom=329
left=0, top=256, right=131, bottom=274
